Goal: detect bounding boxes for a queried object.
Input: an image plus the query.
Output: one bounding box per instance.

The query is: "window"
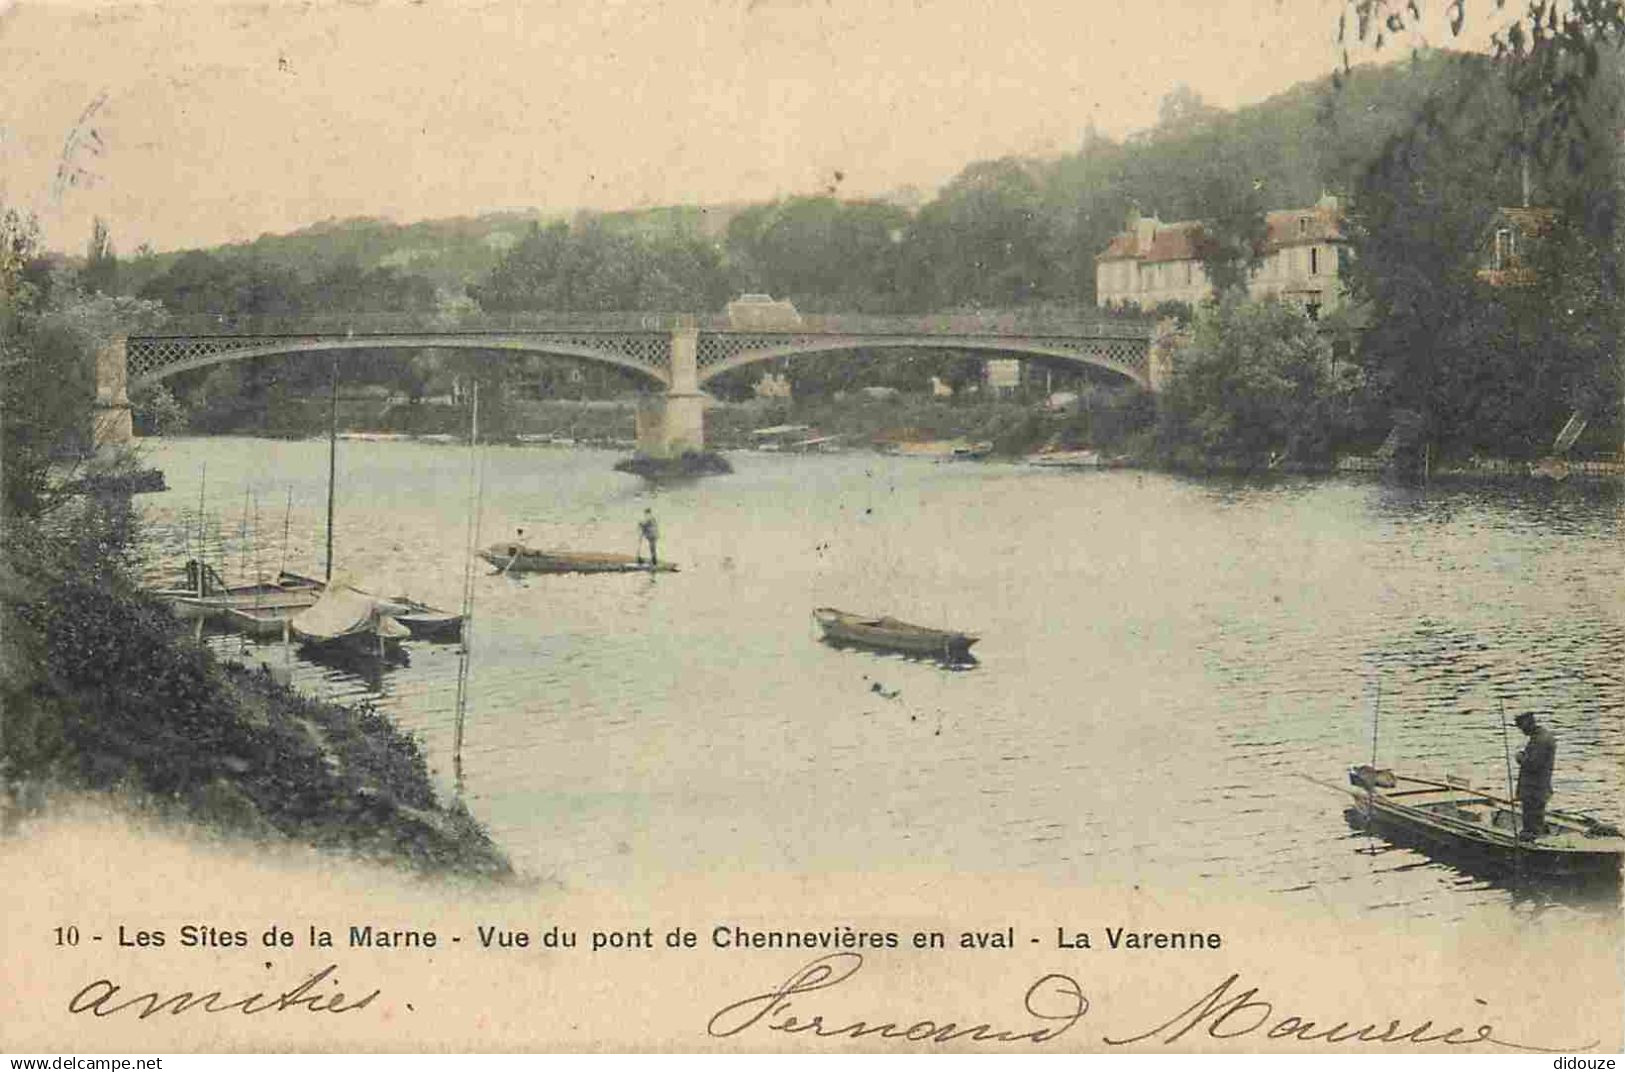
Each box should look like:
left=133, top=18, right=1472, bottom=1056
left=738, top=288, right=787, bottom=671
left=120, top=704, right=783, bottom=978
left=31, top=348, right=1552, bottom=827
left=1298, top=216, right=1310, bottom=236
left=1185, top=261, right=1193, bottom=285
left=1493, top=228, right=1515, bottom=270
left=1310, top=247, right=1319, bottom=275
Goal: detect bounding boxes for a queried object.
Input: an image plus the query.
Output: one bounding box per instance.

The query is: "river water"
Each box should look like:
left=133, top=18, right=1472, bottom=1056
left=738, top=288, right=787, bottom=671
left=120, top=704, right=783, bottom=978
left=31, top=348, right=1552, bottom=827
left=135, top=436, right=1623, bottom=922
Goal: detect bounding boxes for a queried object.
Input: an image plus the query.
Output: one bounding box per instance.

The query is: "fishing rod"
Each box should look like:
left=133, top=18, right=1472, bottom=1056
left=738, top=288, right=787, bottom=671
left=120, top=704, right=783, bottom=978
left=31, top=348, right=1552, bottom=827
left=1364, top=677, right=1382, bottom=845
left=1500, top=698, right=1524, bottom=879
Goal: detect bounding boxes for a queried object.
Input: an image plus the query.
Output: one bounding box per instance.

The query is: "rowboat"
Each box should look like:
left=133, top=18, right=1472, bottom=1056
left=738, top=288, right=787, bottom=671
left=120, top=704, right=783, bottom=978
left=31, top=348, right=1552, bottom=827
left=812, top=607, right=978, bottom=664
left=153, top=561, right=324, bottom=622
left=290, top=582, right=413, bottom=657
left=1025, top=449, right=1102, bottom=468
left=1343, top=766, right=1625, bottom=875
left=479, top=544, right=678, bottom=574
left=387, top=596, right=464, bottom=641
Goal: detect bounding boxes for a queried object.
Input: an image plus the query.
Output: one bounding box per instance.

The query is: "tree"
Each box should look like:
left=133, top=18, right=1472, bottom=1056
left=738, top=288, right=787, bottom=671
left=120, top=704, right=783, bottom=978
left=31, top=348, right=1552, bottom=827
left=1157, top=296, right=1342, bottom=465
left=725, top=196, right=909, bottom=311
left=899, top=158, right=1058, bottom=309
left=2, top=206, right=165, bottom=519
left=1339, top=2, right=1623, bottom=450
left=82, top=217, right=117, bottom=295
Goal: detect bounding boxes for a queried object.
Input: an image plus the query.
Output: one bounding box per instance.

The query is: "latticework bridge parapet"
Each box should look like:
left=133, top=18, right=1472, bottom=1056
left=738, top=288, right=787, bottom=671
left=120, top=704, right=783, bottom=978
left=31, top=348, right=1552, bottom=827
left=695, top=331, right=1151, bottom=387
left=125, top=331, right=673, bottom=387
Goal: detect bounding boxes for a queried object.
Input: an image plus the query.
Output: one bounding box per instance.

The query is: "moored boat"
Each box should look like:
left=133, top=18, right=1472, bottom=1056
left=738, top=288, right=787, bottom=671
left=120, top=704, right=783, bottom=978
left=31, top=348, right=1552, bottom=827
left=479, top=543, right=678, bottom=574
left=1343, top=765, right=1625, bottom=875
left=153, top=560, right=323, bottom=622
left=387, top=596, right=465, bottom=641
left=1025, top=449, right=1102, bottom=468
left=290, top=582, right=413, bottom=656
left=812, top=607, right=978, bottom=664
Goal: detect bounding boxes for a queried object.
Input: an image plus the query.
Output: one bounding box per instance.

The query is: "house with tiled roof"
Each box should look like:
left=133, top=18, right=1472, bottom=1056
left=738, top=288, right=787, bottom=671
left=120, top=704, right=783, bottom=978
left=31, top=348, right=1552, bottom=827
left=1096, top=194, right=1349, bottom=318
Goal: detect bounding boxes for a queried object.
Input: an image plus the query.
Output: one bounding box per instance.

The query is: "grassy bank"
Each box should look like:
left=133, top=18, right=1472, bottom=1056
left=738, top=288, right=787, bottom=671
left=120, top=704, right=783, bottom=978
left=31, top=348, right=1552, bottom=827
left=0, top=496, right=510, bottom=879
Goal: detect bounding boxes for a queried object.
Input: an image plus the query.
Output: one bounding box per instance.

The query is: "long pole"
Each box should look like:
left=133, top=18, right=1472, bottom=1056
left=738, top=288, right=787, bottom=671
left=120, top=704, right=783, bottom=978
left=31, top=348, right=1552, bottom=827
left=325, top=353, right=338, bottom=583
left=1499, top=699, right=1519, bottom=839
left=196, top=463, right=208, bottom=597
left=453, top=380, right=483, bottom=793
left=1365, top=678, right=1381, bottom=837
left=279, top=486, right=293, bottom=577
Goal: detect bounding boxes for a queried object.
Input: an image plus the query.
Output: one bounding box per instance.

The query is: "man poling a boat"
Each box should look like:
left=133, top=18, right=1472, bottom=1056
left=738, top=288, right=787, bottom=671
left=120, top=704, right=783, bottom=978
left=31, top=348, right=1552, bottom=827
left=637, top=508, right=659, bottom=567
left=1514, top=711, right=1557, bottom=841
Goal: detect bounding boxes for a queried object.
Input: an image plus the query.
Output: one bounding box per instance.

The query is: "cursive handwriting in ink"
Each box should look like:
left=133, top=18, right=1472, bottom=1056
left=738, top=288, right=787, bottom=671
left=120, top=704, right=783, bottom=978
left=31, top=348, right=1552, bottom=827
left=707, top=952, right=1088, bottom=1044
left=68, top=963, right=380, bottom=1019
left=1102, top=972, right=1589, bottom=1052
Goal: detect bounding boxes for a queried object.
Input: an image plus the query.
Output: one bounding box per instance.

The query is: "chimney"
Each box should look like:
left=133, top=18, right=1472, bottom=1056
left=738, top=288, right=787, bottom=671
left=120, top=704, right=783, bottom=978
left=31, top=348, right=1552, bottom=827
left=1136, top=214, right=1158, bottom=252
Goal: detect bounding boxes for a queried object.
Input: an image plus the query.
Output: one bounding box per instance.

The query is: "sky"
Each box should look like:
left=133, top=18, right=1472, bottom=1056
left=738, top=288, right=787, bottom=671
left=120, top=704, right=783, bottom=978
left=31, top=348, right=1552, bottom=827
left=0, top=0, right=1498, bottom=253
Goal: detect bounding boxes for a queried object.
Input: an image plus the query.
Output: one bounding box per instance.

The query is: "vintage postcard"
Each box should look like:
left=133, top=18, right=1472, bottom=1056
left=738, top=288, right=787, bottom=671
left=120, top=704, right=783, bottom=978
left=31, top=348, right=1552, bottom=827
left=1, top=0, right=1621, bottom=1056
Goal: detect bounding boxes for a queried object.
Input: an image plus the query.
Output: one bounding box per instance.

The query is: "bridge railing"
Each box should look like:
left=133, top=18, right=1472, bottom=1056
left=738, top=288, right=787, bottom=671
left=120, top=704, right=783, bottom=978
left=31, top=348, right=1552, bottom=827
left=140, top=310, right=1155, bottom=338
left=142, top=312, right=688, bottom=336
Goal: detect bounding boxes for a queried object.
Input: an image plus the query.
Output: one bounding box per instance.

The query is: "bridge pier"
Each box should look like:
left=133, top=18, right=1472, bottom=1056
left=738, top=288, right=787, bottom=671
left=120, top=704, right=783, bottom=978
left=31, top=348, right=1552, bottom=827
left=1148, top=318, right=1185, bottom=394
left=93, top=335, right=135, bottom=448
left=634, top=323, right=707, bottom=457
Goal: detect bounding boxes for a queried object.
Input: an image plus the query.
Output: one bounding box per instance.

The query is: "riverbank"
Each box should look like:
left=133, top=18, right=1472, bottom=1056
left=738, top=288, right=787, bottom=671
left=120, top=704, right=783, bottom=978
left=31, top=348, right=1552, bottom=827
left=0, top=499, right=512, bottom=880
left=151, top=394, right=1623, bottom=483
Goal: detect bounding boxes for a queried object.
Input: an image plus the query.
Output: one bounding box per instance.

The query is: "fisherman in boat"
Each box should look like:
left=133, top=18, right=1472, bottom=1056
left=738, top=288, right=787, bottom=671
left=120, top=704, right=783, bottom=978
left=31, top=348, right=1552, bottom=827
left=1513, top=711, right=1556, bottom=839
left=637, top=508, right=659, bottom=567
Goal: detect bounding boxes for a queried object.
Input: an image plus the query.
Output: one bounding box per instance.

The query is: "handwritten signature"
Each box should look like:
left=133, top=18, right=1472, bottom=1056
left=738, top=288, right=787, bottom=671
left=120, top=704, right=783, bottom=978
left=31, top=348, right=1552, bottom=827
left=68, top=964, right=379, bottom=1019
left=708, top=952, right=1588, bottom=1051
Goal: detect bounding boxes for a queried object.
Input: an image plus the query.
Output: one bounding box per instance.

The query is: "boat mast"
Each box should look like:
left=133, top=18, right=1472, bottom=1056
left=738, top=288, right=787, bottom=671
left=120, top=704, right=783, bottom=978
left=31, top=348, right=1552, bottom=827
left=196, top=463, right=208, bottom=598
left=280, top=486, right=293, bottom=577
left=453, top=379, right=484, bottom=793
left=325, top=353, right=338, bottom=583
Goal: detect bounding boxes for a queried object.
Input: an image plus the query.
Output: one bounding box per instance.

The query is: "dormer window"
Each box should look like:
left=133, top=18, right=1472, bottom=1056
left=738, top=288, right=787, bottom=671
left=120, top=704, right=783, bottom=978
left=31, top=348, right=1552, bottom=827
left=1298, top=216, right=1310, bottom=236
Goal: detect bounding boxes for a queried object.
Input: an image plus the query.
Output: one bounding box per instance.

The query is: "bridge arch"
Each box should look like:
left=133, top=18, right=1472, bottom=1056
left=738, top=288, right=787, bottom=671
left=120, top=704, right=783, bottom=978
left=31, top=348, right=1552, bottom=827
left=125, top=333, right=672, bottom=390
left=696, top=335, right=1150, bottom=390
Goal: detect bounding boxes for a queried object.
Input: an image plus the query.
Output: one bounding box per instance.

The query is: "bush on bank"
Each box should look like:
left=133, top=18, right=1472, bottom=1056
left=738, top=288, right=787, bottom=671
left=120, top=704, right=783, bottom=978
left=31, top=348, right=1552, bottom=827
left=0, top=504, right=510, bottom=877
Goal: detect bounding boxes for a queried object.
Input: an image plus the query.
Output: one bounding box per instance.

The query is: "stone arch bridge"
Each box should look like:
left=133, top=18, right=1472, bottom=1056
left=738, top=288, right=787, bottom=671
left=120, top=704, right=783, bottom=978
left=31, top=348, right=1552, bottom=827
left=97, top=314, right=1163, bottom=455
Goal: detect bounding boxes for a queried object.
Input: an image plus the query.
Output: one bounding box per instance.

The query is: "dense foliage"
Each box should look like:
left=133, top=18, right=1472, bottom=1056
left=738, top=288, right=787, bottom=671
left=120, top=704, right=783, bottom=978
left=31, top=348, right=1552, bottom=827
left=1, top=204, right=509, bottom=875
left=1157, top=297, right=1349, bottom=467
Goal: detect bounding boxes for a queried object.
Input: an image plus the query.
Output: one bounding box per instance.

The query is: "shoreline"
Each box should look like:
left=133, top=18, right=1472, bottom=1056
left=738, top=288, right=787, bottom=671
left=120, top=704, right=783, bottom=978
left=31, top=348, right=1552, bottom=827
left=130, top=427, right=1625, bottom=487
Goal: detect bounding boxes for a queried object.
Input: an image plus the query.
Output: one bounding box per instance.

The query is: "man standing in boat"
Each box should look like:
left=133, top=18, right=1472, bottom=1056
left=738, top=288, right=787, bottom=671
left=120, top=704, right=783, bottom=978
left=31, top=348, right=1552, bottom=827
left=1514, top=711, right=1556, bottom=839
left=637, top=508, right=659, bottom=567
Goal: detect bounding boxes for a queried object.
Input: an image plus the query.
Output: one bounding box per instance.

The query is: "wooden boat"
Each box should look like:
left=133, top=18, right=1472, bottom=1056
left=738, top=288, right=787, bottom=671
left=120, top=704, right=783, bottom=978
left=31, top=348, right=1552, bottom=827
left=1343, top=765, right=1625, bottom=875
left=290, top=582, right=413, bottom=656
left=154, top=561, right=323, bottom=622
left=812, top=607, right=978, bottom=664
left=387, top=596, right=464, bottom=641
left=479, top=543, right=678, bottom=574
left=1025, top=449, right=1102, bottom=468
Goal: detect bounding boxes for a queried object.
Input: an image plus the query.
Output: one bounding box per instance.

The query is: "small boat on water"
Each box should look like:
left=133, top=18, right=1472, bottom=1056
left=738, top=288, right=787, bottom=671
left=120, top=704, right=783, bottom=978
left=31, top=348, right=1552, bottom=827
left=1025, top=449, right=1102, bottom=468
left=289, top=582, right=413, bottom=656
left=478, top=543, right=678, bottom=574
left=153, top=561, right=323, bottom=622
left=388, top=596, right=464, bottom=641
left=1343, top=765, right=1625, bottom=875
left=812, top=607, right=978, bottom=664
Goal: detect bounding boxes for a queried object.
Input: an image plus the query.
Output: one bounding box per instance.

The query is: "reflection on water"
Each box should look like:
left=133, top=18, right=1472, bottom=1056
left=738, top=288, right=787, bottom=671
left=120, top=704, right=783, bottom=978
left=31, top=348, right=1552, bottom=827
left=138, top=438, right=1622, bottom=925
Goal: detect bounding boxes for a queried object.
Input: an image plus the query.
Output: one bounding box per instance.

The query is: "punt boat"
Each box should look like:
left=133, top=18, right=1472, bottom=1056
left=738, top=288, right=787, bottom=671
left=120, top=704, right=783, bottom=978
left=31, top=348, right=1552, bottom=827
left=1344, top=765, right=1625, bottom=875
left=479, top=544, right=678, bottom=574
left=812, top=607, right=978, bottom=664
